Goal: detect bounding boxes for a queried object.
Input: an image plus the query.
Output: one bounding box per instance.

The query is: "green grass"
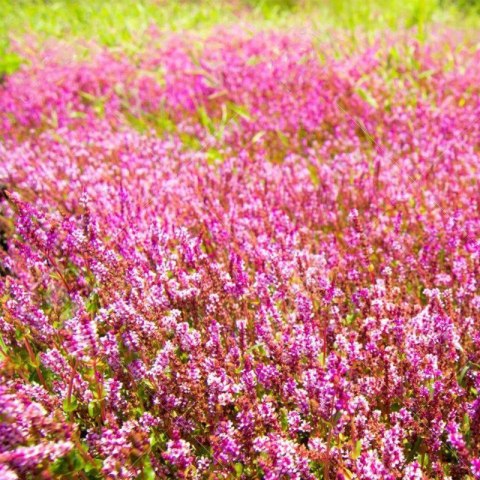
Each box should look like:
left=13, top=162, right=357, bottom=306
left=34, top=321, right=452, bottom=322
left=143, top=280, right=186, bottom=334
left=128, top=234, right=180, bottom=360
left=0, top=0, right=479, bottom=78
left=0, top=0, right=477, bottom=43
left=0, top=1, right=236, bottom=47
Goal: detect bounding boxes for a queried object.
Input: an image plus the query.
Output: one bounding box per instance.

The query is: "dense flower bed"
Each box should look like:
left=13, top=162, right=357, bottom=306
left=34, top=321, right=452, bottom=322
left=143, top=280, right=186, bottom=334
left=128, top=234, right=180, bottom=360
left=0, top=28, right=479, bottom=479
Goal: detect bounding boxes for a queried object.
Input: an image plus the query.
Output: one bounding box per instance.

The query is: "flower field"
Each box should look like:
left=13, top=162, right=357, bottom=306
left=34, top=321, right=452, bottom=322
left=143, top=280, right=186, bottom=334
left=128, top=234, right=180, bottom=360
left=1, top=2, right=480, bottom=479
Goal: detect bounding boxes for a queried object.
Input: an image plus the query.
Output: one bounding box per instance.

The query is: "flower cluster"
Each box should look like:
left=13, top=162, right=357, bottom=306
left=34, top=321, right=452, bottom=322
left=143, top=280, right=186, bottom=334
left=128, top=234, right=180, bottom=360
left=0, top=26, right=479, bottom=479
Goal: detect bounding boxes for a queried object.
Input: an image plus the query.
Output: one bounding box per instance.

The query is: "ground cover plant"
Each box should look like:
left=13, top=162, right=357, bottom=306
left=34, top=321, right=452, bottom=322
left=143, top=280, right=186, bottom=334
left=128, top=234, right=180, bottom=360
left=1, top=1, right=480, bottom=479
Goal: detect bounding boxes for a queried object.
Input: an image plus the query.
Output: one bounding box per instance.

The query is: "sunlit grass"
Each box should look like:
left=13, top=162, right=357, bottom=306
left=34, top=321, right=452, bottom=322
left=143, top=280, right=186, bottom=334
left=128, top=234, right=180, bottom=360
left=1, top=0, right=479, bottom=79
left=1, top=0, right=479, bottom=45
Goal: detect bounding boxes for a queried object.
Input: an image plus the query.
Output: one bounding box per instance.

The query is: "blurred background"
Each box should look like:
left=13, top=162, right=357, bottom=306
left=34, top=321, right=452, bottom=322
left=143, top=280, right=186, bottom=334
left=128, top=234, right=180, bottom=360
left=1, top=0, right=480, bottom=77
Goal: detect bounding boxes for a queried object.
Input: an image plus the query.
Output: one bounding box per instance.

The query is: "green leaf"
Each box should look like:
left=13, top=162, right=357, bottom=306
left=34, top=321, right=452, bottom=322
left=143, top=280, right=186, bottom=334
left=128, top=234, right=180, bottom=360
left=234, top=462, right=244, bottom=476
left=0, top=335, right=8, bottom=360
left=52, top=450, right=85, bottom=474
left=331, top=410, right=343, bottom=426
left=198, top=106, right=214, bottom=134
left=63, top=396, right=78, bottom=413
left=175, top=348, right=189, bottom=364
left=317, top=352, right=326, bottom=367
left=352, top=440, right=362, bottom=459
left=407, top=436, right=422, bottom=462
left=143, top=460, right=156, bottom=480
left=345, top=313, right=355, bottom=325
left=88, top=401, right=100, bottom=418
left=84, top=459, right=104, bottom=479
left=206, top=148, right=222, bottom=165
left=356, top=87, right=378, bottom=109
left=279, top=408, right=288, bottom=432
left=86, top=292, right=100, bottom=315
left=71, top=451, right=85, bottom=471
left=458, top=364, right=470, bottom=386
left=51, top=456, right=70, bottom=475
left=229, top=103, right=251, bottom=122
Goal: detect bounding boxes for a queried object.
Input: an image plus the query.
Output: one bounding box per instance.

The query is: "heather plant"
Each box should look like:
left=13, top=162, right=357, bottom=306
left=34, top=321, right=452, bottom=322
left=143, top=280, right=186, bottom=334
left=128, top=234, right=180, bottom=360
left=1, top=7, right=480, bottom=480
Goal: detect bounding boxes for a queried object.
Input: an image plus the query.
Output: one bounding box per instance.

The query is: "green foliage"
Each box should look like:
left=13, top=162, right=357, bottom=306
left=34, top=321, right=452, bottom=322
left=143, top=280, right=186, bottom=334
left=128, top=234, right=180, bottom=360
left=0, top=40, right=23, bottom=79
left=52, top=450, right=85, bottom=475
left=63, top=395, right=79, bottom=413
left=0, top=0, right=234, bottom=49
left=1, top=0, right=480, bottom=54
